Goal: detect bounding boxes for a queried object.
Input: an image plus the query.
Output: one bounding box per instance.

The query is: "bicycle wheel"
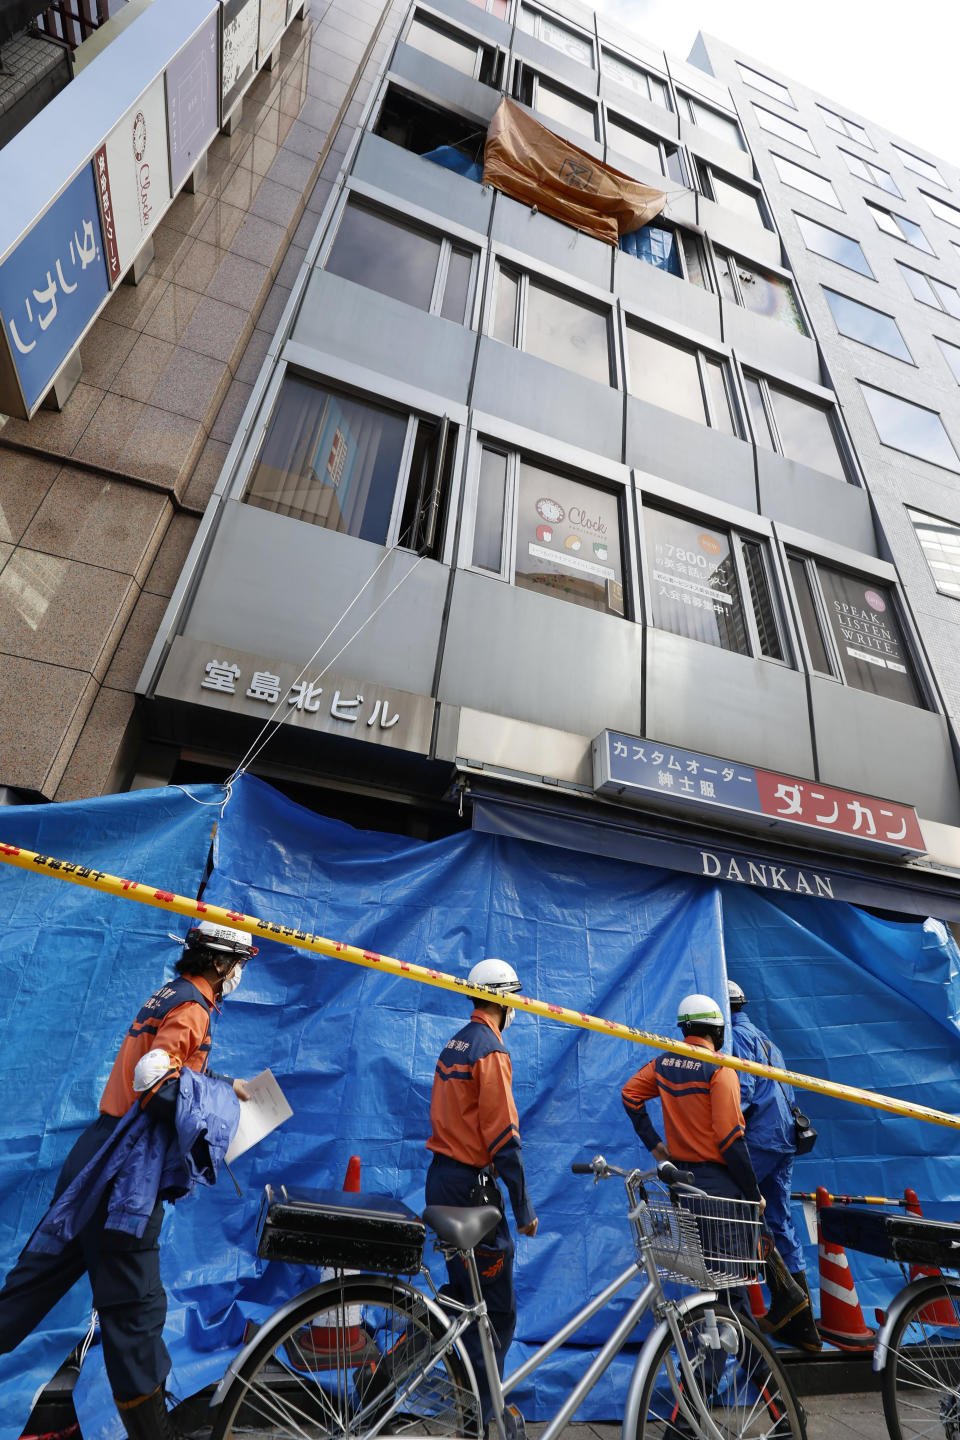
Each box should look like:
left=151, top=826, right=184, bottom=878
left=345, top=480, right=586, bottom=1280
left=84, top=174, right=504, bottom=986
left=633, top=1300, right=805, bottom=1440
left=881, top=1276, right=960, bottom=1440
left=211, top=1274, right=482, bottom=1440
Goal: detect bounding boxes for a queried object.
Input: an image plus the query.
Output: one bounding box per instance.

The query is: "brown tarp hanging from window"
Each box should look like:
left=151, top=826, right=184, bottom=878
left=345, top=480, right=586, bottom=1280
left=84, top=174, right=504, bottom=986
left=482, top=98, right=666, bottom=246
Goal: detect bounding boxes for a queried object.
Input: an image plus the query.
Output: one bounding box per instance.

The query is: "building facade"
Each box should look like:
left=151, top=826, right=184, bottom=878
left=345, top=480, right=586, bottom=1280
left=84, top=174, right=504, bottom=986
left=4, top=0, right=960, bottom=918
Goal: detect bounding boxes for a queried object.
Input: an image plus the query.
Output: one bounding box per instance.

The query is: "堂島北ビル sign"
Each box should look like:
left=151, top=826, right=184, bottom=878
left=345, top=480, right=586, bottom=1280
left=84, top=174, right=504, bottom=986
left=593, top=730, right=925, bottom=858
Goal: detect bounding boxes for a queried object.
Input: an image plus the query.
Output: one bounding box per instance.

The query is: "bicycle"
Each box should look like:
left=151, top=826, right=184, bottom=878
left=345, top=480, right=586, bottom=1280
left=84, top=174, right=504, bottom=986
left=209, top=1155, right=806, bottom=1440
left=819, top=1199, right=960, bottom=1440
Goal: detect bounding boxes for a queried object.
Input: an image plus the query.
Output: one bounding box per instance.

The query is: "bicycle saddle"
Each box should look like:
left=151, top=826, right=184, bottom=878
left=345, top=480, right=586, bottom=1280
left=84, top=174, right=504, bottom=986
left=423, top=1205, right=500, bottom=1250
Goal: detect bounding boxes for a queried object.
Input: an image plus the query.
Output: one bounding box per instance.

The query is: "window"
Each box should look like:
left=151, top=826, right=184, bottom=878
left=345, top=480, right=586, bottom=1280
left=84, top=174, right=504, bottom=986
left=405, top=14, right=501, bottom=84
left=678, top=92, right=745, bottom=150
left=937, top=337, right=960, bottom=385
left=620, top=221, right=707, bottom=288
left=374, top=88, right=486, bottom=174
left=470, top=446, right=625, bottom=615
left=736, top=61, right=793, bottom=107
left=745, top=375, right=849, bottom=482
left=717, top=254, right=805, bottom=332
left=752, top=104, right=816, bottom=154
left=599, top=47, right=669, bottom=107
left=245, top=375, right=454, bottom=554
left=924, top=192, right=960, bottom=231
left=463, top=0, right=507, bottom=16
left=513, top=66, right=597, bottom=140
left=626, top=325, right=737, bottom=434
left=324, top=202, right=476, bottom=323
left=696, top=161, right=768, bottom=227
left=893, top=146, right=945, bottom=186
left=788, top=556, right=924, bottom=706
left=772, top=155, right=842, bottom=209
left=841, top=150, right=901, bottom=197
left=908, top=507, right=960, bottom=599
left=860, top=383, right=960, bottom=471
left=794, top=214, right=874, bottom=277
left=866, top=202, right=934, bottom=254
left=606, top=114, right=686, bottom=183
left=897, top=262, right=960, bottom=318
left=817, top=106, right=871, bottom=147
left=643, top=507, right=786, bottom=659
left=518, top=4, right=593, bottom=66
left=822, top=289, right=912, bottom=362
left=492, top=266, right=612, bottom=384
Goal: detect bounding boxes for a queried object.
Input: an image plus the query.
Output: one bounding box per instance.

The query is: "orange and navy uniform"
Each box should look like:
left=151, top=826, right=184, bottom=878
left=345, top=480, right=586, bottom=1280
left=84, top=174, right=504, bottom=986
left=427, top=1008, right=535, bottom=1227
left=622, top=1036, right=760, bottom=1200
left=99, top=975, right=218, bottom=1118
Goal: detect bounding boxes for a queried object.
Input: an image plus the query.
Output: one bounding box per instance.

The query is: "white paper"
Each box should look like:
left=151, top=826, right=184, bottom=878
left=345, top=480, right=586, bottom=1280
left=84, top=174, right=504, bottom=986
left=802, top=1198, right=818, bottom=1244
left=225, top=1069, right=293, bottom=1162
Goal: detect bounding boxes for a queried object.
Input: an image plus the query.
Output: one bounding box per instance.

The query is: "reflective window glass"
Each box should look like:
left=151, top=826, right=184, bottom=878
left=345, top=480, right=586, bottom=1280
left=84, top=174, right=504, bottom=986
left=861, top=384, right=960, bottom=471
left=493, top=268, right=518, bottom=344
left=795, top=215, right=873, bottom=277
left=245, top=377, right=408, bottom=544
left=773, top=156, right=841, bottom=209
left=842, top=150, right=901, bottom=197
left=817, top=107, right=871, bottom=146
left=822, top=288, right=913, bottom=362
left=925, top=192, right=960, bottom=230
left=937, top=338, right=960, bottom=385
left=620, top=224, right=707, bottom=288
left=867, top=203, right=934, bottom=254
left=815, top=566, right=922, bottom=706
left=407, top=17, right=480, bottom=76
left=644, top=508, right=750, bottom=655
left=736, top=62, right=793, bottom=106
left=681, top=94, right=745, bottom=150
left=472, top=448, right=507, bottom=571
left=753, top=104, right=816, bottom=153
left=627, top=328, right=706, bottom=425
left=704, top=359, right=736, bottom=436
left=894, top=146, right=945, bottom=186
left=899, top=263, right=940, bottom=309
left=720, top=254, right=805, bottom=331
left=745, top=377, right=775, bottom=449
left=607, top=117, right=662, bottom=172
left=524, top=278, right=611, bottom=384
left=769, top=384, right=847, bottom=482
left=441, top=246, right=474, bottom=323
left=535, top=77, right=596, bottom=138
left=326, top=204, right=440, bottom=310
left=788, top=558, right=831, bottom=673
left=742, top=540, right=785, bottom=660
left=519, top=5, right=593, bottom=65
left=931, top=277, right=960, bottom=319
left=709, top=170, right=765, bottom=225
left=600, top=49, right=669, bottom=107
left=908, top=507, right=960, bottom=598
left=514, top=462, right=623, bottom=614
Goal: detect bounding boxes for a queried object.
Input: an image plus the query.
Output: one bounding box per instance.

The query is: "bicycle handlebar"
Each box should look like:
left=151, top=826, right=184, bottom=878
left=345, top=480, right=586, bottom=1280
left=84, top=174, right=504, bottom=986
left=571, top=1154, right=702, bottom=1193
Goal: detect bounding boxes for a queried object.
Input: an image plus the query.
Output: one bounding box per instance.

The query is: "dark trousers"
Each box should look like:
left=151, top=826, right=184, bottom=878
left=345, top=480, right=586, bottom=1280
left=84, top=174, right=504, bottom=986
left=0, top=1114, right=170, bottom=1403
left=425, top=1153, right=516, bottom=1424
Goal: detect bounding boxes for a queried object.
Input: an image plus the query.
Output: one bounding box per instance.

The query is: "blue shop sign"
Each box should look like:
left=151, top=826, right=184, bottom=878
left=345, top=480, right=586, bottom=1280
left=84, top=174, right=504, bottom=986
left=0, top=164, right=109, bottom=414
left=597, top=731, right=764, bottom=813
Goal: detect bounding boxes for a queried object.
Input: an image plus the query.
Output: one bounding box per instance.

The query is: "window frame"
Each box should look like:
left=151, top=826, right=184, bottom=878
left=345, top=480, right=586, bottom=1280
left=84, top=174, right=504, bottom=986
left=598, top=44, right=671, bottom=109
left=488, top=259, right=617, bottom=387
left=624, top=320, right=742, bottom=436
left=695, top=159, right=771, bottom=229
left=239, top=362, right=461, bottom=560
left=403, top=9, right=503, bottom=85
left=865, top=201, right=934, bottom=255
left=752, top=102, right=817, bottom=155
left=786, top=551, right=929, bottom=708
left=461, top=437, right=631, bottom=617
left=517, top=2, right=596, bottom=68
left=816, top=105, right=873, bottom=148
left=320, top=189, right=482, bottom=328
left=936, top=336, right=960, bottom=386
left=605, top=109, right=688, bottom=184
left=923, top=191, right=960, bottom=231
left=743, top=369, right=853, bottom=483
left=677, top=90, right=745, bottom=150
left=638, top=500, right=793, bottom=666
left=771, top=154, right=842, bottom=210
left=907, top=505, right=960, bottom=600
left=894, top=145, right=946, bottom=187
left=821, top=286, right=913, bottom=364
left=512, top=60, right=599, bottom=141
left=793, top=212, right=875, bottom=278
left=716, top=251, right=808, bottom=334
left=859, top=380, right=960, bottom=473
left=735, top=60, right=795, bottom=108
left=621, top=217, right=708, bottom=288
left=840, top=148, right=902, bottom=198
left=897, top=260, right=960, bottom=318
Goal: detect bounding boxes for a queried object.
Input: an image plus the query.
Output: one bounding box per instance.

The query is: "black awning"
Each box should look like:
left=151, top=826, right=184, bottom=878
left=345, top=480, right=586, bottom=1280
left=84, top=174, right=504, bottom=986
left=468, top=781, right=960, bottom=922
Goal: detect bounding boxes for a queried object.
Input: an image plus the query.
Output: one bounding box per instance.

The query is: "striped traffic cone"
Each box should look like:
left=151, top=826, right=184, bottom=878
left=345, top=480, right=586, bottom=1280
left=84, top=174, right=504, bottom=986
left=299, top=1156, right=370, bottom=1365
left=815, top=1186, right=876, bottom=1350
left=904, top=1187, right=958, bottom=1326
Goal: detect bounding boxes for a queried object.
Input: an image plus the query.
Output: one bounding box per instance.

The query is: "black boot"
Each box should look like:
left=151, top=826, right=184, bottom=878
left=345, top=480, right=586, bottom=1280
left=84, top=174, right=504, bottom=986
left=758, top=1245, right=807, bottom=1334
left=117, top=1385, right=190, bottom=1440
left=776, top=1271, right=823, bottom=1352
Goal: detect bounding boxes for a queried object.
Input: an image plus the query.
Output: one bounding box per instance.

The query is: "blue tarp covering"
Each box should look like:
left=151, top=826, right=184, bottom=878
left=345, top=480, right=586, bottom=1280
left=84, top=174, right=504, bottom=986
left=2, top=774, right=960, bottom=1437
left=421, top=144, right=484, bottom=182
left=619, top=221, right=682, bottom=274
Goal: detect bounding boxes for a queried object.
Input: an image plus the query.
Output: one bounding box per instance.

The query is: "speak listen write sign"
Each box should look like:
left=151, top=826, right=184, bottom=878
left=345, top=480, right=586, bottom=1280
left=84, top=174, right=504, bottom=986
left=225, top=1068, right=293, bottom=1162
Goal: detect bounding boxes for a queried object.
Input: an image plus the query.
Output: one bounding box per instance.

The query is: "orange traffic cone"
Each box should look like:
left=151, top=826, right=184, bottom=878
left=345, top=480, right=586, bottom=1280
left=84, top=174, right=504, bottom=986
left=748, top=1281, right=767, bottom=1320
left=815, top=1186, right=876, bottom=1351
left=299, top=1156, right=369, bottom=1366
left=904, top=1187, right=958, bottom=1326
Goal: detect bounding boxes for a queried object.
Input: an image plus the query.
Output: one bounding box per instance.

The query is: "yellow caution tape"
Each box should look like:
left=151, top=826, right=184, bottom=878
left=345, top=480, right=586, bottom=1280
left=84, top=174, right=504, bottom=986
left=1, top=837, right=959, bottom=1133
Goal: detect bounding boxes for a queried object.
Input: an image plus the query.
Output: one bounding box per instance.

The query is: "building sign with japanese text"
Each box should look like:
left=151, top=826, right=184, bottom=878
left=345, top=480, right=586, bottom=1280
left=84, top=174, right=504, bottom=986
left=155, top=636, right=436, bottom=755
left=95, top=77, right=172, bottom=287
left=221, top=0, right=259, bottom=117
left=165, top=14, right=219, bottom=193
left=0, top=164, right=109, bottom=414
left=593, top=730, right=925, bottom=858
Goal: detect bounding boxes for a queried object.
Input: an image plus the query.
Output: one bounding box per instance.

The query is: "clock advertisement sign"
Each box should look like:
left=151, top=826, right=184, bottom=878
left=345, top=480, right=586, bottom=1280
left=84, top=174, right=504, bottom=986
left=94, top=77, right=171, bottom=287
left=514, top=466, right=624, bottom=617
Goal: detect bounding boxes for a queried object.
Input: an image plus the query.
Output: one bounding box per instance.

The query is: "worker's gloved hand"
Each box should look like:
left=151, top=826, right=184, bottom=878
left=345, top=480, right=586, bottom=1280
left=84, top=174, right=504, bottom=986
left=133, top=1049, right=174, bottom=1093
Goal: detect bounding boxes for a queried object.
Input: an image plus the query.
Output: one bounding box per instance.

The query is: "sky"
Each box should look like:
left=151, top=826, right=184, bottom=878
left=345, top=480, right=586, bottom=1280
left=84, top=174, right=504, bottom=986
left=594, top=0, right=960, bottom=167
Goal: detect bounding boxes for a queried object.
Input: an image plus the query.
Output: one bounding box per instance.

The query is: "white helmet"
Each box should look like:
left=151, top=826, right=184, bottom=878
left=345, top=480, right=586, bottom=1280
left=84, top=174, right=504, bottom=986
left=185, top=920, right=258, bottom=961
left=727, top=980, right=747, bottom=1011
left=677, top=994, right=724, bottom=1031
left=467, top=958, right=521, bottom=994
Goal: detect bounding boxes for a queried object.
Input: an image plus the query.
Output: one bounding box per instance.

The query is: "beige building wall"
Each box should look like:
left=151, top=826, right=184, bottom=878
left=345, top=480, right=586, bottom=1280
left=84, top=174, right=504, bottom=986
left=0, top=0, right=400, bottom=800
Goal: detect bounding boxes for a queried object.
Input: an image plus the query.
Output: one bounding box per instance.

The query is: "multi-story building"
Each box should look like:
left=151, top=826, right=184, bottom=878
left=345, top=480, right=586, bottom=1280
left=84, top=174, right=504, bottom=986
left=4, top=0, right=960, bottom=922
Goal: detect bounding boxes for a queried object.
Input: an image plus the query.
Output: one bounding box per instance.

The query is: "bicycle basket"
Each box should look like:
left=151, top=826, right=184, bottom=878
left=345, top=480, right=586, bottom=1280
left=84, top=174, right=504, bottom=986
left=627, top=1176, right=762, bottom=1289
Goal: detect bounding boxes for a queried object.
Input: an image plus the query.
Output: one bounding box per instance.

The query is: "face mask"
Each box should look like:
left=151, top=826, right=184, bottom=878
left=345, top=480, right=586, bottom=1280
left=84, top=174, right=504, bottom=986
left=220, top=963, right=243, bottom=997
left=501, top=1005, right=515, bottom=1032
